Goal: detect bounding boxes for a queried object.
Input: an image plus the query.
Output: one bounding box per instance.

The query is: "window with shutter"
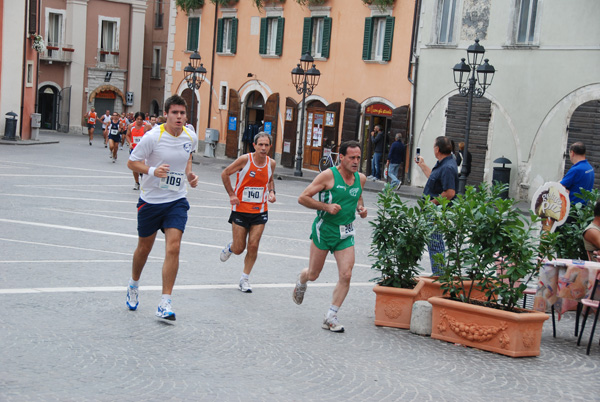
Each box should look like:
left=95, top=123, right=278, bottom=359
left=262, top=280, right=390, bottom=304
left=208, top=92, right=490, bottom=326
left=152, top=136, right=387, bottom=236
left=187, top=17, right=200, bottom=51
left=301, top=17, right=313, bottom=55
left=275, top=17, right=285, bottom=56
left=216, top=18, right=224, bottom=53
left=382, top=16, right=394, bottom=61
left=230, top=18, right=238, bottom=54
left=321, top=17, right=332, bottom=59
left=362, top=18, right=373, bottom=60
left=259, top=18, right=268, bottom=55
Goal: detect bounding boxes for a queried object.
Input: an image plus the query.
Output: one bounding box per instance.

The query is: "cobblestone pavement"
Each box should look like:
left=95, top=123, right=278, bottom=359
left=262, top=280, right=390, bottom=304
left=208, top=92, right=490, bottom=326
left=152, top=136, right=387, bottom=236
left=0, top=132, right=599, bottom=401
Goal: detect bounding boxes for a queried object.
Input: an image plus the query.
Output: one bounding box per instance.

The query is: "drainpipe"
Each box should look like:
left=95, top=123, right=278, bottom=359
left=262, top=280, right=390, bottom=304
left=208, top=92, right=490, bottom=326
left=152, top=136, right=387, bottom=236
left=406, top=0, right=422, bottom=184
left=206, top=3, right=218, bottom=129
left=35, top=0, right=41, bottom=114
left=20, top=1, right=30, bottom=139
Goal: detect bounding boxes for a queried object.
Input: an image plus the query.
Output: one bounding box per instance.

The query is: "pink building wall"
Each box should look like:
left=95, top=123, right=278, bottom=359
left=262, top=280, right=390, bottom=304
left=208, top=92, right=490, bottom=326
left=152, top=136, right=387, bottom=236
left=170, top=0, right=415, bottom=157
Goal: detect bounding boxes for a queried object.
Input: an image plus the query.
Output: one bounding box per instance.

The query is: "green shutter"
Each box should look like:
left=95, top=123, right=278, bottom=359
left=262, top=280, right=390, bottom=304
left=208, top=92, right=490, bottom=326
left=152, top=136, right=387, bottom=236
left=362, top=17, right=373, bottom=60
left=301, top=17, right=312, bottom=55
left=230, top=18, right=238, bottom=54
left=321, top=17, right=332, bottom=59
left=259, top=18, right=267, bottom=55
left=382, top=16, right=395, bottom=62
left=187, top=17, right=199, bottom=51
left=216, top=18, right=224, bottom=53
left=275, top=17, right=285, bottom=56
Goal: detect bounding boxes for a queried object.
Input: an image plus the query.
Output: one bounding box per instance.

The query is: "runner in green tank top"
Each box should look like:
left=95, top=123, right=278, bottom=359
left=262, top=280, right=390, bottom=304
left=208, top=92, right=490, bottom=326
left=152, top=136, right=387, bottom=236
left=292, top=141, right=368, bottom=333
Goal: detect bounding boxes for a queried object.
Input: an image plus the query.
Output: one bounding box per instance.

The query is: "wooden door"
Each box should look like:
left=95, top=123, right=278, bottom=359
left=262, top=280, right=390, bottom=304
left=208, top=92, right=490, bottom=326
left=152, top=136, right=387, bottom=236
left=226, top=89, right=240, bottom=159
left=303, top=109, right=325, bottom=170
left=566, top=100, right=600, bottom=189
left=281, top=97, right=298, bottom=168
left=445, top=95, right=492, bottom=186
left=264, top=93, right=279, bottom=159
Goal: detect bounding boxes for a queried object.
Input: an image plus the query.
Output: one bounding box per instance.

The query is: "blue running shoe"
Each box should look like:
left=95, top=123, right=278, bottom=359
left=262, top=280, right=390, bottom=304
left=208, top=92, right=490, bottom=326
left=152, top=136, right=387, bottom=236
left=126, top=285, right=139, bottom=311
left=156, top=300, right=176, bottom=321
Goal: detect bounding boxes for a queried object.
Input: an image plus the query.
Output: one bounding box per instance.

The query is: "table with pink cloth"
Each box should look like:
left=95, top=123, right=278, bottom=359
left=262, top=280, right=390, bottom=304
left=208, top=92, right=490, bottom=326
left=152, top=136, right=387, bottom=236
left=533, top=259, right=600, bottom=319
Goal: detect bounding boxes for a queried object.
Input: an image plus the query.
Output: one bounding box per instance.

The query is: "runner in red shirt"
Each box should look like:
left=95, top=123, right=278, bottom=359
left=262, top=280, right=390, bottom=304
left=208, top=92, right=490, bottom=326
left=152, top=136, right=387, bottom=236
left=125, top=112, right=152, bottom=190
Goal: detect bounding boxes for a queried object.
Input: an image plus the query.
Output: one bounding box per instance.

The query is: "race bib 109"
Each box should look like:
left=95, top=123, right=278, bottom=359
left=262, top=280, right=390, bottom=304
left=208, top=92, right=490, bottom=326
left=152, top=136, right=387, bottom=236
left=159, top=171, right=185, bottom=191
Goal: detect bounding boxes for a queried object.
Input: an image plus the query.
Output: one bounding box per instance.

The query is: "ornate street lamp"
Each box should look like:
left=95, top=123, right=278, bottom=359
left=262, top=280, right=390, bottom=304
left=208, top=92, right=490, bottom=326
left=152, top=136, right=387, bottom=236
left=291, top=53, right=321, bottom=177
left=452, top=39, right=495, bottom=194
left=184, top=51, right=207, bottom=130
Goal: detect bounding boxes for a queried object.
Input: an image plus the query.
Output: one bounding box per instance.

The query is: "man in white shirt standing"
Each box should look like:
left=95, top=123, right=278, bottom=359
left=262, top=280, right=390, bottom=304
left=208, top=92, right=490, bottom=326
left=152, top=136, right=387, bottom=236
left=125, top=95, right=199, bottom=321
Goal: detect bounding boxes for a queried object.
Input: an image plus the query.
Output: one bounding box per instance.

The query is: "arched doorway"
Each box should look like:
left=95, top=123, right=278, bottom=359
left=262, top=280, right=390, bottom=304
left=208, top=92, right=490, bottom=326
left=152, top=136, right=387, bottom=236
left=150, top=100, right=160, bottom=117
left=94, top=91, right=116, bottom=131
left=362, top=102, right=393, bottom=176
left=181, top=89, right=198, bottom=130
left=565, top=99, right=600, bottom=189
left=242, top=91, right=265, bottom=154
left=445, top=95, right=492, bottom=186
left=38, top=85, right=58, bottom=130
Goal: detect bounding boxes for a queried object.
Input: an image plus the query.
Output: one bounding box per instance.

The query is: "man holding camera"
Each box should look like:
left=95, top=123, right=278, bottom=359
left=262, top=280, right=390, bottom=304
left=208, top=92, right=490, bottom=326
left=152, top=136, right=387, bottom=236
left=415, top=136, right=458, bottom=274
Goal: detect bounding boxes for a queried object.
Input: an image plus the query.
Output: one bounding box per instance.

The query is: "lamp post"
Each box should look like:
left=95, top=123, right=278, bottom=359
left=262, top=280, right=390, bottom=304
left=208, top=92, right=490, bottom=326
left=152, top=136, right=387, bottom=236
left=291, top=53, right=321, bottom=177
left=452, top=38, right=495, bottom=194
left=184, top=51, right=207, bottom=130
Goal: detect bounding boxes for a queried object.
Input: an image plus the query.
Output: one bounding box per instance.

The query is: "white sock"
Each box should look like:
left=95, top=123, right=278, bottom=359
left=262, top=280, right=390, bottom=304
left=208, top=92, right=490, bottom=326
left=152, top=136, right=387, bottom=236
left=161, top=294, right=171, bottom=304
left=129, top=278, right=139, bottom=288
left=327, top=305, right=339, bottom=319
left=241, top=273, right=249, bottom=280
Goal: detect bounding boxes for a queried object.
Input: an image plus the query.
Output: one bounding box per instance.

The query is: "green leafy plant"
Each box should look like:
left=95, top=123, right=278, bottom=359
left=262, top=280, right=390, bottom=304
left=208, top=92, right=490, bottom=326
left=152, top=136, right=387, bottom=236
left=254, top=0, right=286, bottom=10
left=176, top=0, right=204, bottom=13
left=176, top=0, right=238, bottom=12
left=362, top=0, right=395, bottom=7
left=434, top=183, right=558, bottom=312
left=370, top=186, right=434, bottom=289
left=554, top=188, right=599, bottom=260
left=295, top=0, right=326, bottom=6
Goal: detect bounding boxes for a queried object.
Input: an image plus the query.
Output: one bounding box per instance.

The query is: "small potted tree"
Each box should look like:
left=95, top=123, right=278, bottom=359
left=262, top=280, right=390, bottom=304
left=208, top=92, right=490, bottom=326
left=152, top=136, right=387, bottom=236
left=429, top=184, right=557, bottom=357
left=370, top=186, right=434, bottom=328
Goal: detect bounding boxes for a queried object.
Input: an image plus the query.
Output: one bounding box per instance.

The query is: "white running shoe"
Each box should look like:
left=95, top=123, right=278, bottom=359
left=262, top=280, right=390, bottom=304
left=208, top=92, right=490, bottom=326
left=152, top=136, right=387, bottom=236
left=322, top=315, right=345, bottom=333
left=239, top=278, right=252, bottom=293
left=133, top=182, right=140, bottom=190
left=292, top=275, right=307, bottom=305
left=126, top=285, right=139, bottom=310
left=156, top=299, right=176, bottom=321
left=220, top=242, right=232, bottom=262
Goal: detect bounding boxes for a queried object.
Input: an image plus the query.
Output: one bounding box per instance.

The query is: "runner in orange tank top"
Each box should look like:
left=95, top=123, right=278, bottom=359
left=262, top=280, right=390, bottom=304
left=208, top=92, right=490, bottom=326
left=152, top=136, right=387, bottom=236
left=220, top=132, right=277, bottom=293
left=125, top=112, right=152, bottom=190
left=85, top=107, right=97, bottom=146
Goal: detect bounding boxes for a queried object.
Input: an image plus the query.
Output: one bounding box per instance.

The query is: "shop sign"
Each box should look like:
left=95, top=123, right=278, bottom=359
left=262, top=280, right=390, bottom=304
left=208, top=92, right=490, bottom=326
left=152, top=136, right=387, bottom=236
left=264, top=122, right=272, bottom=134
left=96, top=91, right=116, bottom=99
left=530, top=182, right=570, bottom=232
left=365, top=103, right=392, bottom=117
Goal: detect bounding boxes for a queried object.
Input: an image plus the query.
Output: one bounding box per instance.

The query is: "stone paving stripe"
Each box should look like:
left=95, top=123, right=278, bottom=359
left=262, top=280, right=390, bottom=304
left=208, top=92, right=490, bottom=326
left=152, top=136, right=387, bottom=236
left=0, top=237, right=164, bottom=260
left=0, top=282, right=373, bottom=294
left=0, top=219, right=371, bottom=267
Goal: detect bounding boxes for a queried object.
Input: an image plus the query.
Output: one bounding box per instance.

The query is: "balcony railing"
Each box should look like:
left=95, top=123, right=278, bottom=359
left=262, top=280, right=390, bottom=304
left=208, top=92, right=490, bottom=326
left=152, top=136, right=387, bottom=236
left=40, top=43, right=74, bottom=63
left=97, top=48, right=120, bottom=68
left=151, top=63, right=161, bottom=79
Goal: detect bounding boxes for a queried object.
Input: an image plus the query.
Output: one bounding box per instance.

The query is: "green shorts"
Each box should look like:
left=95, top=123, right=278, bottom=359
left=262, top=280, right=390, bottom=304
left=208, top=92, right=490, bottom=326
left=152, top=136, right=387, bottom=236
left=310, top=218, right=355, bottom=253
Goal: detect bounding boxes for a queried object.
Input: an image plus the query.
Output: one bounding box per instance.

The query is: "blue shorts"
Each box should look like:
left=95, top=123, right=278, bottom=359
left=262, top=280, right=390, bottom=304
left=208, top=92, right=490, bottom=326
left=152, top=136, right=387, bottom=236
left=108, top=134, right=121, bottom=143
left=136, top=198, right=190, bottom=238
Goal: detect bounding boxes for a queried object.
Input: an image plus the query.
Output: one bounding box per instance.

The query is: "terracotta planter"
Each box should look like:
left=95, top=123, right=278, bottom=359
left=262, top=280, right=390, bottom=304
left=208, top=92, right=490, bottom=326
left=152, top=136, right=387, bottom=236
left=416, top=276, right=490, bottom=302
left=373, top=280, right=425, bottom=329
left=429, top=296, right=549, bottom=357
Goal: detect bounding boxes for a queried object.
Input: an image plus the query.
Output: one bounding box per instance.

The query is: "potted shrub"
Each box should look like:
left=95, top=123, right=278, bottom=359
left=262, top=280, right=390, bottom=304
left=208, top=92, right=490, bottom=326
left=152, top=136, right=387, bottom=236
left=429, top=183, right=557, bottom=357
left=370, top=186, right=434, bottom=328
left=554, top=188, right=599, bottom=260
